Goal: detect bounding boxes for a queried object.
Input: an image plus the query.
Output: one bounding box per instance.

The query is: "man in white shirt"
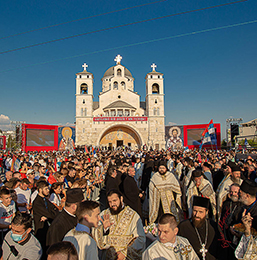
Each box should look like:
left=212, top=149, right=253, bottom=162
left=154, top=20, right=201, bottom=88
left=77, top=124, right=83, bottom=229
left=143, top=213, right=199, bottom=260
left=63, top=200, right=100, bottom=260
left=166, top=153, right=174, bottom=173
left=15, top=178, right=31, bottom=213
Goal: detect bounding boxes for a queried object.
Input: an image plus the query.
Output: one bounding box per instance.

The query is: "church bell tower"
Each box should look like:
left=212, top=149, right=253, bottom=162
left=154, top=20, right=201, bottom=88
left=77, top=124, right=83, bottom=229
left=75, top=63, right=94, bottom=146
left=145, top=63, right=165, bottom=149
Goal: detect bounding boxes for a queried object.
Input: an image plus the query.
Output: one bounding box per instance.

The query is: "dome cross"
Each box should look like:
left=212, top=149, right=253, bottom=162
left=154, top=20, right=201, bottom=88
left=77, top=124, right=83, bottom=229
left=114, top=55, right=122, bottom=65
left=151, top=63, right=157, bottom=71
left=82, top=63, right=88, bottom=71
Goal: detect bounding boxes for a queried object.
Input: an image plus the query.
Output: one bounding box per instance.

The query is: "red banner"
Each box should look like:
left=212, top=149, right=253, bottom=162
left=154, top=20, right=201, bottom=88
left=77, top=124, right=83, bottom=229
left=93, top=117, right=148, bottom=122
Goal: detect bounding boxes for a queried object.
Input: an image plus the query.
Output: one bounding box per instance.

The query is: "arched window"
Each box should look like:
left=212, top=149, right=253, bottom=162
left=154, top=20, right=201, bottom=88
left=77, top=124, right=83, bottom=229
left=113, top=82, right=118, bottom=90
left=81, top=108, right=83, bottom=116
left=80, top=83, right=88, bottom=94
left=152, top=83, right=159, bottom=94
left=117, top=69, right=121, bottom=76
left=153, top=108, right=157, bottom=115
left=121, top=81, right=126, bottom=89
left=157, top=108, right=160, bottom=115
left=84, top=108, right=87, bottom=116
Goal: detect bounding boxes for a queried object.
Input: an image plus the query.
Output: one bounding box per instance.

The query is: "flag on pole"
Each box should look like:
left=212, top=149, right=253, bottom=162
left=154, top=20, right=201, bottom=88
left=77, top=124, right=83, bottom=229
left=197, top=152, right=202, bottom=163
left=54, top=158, right=57, bottom=172
left=184, top=146, right=189, bottom=153
left=84, top=145, right=89, bottom=154
left=208, top=120, right=215, bottom=135
left=244, top=138, right=251, bottom=149
left=199, top=131, right=211, bottom=150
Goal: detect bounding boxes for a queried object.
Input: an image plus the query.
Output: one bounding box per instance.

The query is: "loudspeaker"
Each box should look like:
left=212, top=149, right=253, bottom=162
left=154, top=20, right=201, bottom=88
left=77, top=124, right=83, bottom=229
left=231, top=124, right=239, bottom=135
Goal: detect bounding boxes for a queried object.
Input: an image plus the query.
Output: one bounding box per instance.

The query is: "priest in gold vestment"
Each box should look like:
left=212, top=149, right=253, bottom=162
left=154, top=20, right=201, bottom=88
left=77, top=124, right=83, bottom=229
left=186, top=169, right=216, bottom=219
left=143, top=213, right=199, bottom=260
left=149, top=161, right=183, bottom=224
left=93, top=190, right=146, bottom=260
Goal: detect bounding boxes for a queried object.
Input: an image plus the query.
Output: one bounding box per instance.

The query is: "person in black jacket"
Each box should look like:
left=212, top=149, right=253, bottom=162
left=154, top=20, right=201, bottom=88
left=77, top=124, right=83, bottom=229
left=105, top=167, right=119, bottom=194
left=46, top=188, right=84, bottom=247
left=122, top=166, right=144, bottom=217
left=32, top=180, right=59, bottom=259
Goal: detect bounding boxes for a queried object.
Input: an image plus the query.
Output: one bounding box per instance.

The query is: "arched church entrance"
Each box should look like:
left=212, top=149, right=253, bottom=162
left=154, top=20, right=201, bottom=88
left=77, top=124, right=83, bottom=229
left=99, top=125, right=141, bottom=149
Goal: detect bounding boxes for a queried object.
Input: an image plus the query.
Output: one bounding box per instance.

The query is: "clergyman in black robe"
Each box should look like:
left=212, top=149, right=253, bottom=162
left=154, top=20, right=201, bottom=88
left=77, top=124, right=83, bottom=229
left=46, top=188, right=84, bottom=246
left=32, top=181, right=59, bottom=259
left=122, top=166, right=142, bottom=217
left=178, top=196, right=220, bottom=260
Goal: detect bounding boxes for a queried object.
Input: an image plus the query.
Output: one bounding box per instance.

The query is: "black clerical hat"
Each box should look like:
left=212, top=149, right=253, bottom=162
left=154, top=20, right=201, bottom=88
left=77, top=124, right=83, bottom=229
left=203, top=162, right=211, bottom=169
left=192, top=169, right=202, bottom=178
left=66, top=188, right=84, bottom=203
left=158, top=160, right=167, bottom=168
left=231, top=165, right=241, bottom=172
left=240, top=179, right=257, bottom=196
left=192, top=196, right=210, bottom=209
left=227, top=161, right=236, bottom=168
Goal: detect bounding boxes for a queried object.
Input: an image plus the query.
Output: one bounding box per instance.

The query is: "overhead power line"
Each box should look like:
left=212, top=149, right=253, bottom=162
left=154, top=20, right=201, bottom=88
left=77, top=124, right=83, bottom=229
left=0, top=0, right=248, bottom=55
left=0, top=0, right=167, bottom=40
left=1, top=19, right=256, bottom=73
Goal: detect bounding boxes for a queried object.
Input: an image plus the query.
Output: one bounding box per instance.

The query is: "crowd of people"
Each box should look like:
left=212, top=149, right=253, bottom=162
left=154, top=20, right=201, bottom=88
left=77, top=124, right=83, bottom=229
left=0, top=147, right=257, bottom=260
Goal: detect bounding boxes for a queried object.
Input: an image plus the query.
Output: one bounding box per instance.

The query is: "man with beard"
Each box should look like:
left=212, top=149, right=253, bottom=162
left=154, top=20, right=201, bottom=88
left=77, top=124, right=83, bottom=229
left=149, top=161, right=183, bottom=224
left=93, top=189, right=146, bottom=260
left=186, top=169, right=216, bottom=219
left=32, top=180, right=59, bottom=259
left=217, top=164, right=243, bottom=220
left=178, top=196, right=220, bottom=260
left=233, top=179, right=257, bottom=230
left=219, top=183, right=242, bottom=260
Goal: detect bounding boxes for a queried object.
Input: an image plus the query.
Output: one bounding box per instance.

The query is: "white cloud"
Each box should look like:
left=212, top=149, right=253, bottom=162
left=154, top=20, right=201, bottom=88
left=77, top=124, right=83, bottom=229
left=168, top=122, right=177, bottom=126
left=0, top=114, right=11, bottom=131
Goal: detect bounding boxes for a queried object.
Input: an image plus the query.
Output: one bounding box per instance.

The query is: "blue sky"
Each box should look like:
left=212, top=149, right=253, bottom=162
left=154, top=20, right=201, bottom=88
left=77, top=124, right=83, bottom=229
left=0, top=0, right=256, bottom=139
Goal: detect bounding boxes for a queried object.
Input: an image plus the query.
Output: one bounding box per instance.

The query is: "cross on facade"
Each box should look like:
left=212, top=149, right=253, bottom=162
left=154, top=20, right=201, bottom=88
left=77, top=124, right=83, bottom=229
left=114, top=55, right=122, bottom=64
left=151, top=63, right=157, bottom=71
left=82, top=63, right=88, bottom=71
left=200, top=244, right=208, bottom=260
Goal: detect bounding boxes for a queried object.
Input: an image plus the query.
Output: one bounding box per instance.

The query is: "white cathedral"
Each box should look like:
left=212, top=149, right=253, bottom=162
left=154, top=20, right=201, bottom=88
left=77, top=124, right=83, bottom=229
left=75, top=55, right=165, bottom=150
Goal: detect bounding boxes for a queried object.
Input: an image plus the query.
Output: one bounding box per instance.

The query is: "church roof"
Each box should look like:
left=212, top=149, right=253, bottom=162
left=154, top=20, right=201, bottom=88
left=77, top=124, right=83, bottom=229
left=103, top=65, right=133, bottom=78
left=146, top=70, right=163, bottom=75
left=242, top=118, right=257, bottom=126
left=76, top=70, right=94, bottom=77
left=103, top=100, right=136, bottom=110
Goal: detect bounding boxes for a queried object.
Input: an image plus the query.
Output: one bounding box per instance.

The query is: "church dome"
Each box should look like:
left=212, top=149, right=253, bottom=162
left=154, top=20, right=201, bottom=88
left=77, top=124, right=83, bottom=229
left=103, top=65, right=133, bottom=78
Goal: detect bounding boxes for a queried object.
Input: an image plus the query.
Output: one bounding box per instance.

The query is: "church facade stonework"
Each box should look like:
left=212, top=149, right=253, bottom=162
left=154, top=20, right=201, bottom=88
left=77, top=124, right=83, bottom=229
left=75, top=55, right=165, bottom=149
